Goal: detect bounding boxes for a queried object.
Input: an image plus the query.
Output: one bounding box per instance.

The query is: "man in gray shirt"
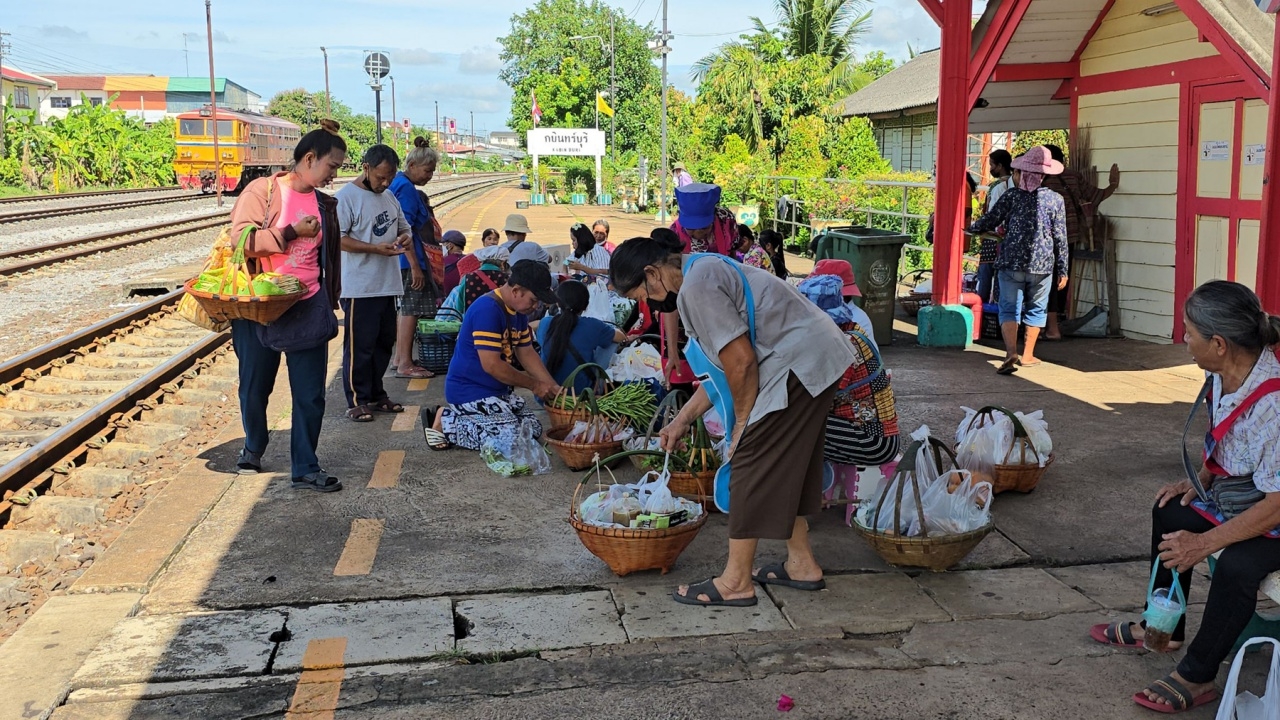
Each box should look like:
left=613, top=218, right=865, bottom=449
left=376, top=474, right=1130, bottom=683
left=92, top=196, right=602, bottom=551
left=337, top=144, right=412, bottom=421
left=500, top=213, right=551, bottom=266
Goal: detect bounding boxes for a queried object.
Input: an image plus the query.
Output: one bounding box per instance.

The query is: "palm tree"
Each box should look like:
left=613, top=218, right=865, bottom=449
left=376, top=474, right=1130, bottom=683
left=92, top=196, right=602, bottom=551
left=775, top=0, right=872, bottom=63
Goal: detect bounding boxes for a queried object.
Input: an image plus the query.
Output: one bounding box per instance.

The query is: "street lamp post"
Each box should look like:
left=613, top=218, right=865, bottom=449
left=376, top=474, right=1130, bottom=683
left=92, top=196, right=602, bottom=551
left=570, top=25, right=614, bottom=160
left=649, top=0, right=672, bottom=222
left=205, top=0, right=222, bottom=208
left=321, top=46, right=331, bottom=117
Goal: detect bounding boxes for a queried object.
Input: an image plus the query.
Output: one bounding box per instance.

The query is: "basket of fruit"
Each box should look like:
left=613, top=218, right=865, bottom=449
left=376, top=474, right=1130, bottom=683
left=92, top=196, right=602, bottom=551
left=569, top=450, right=708, bottom=576
left=183, top=226, right=306, bottom=325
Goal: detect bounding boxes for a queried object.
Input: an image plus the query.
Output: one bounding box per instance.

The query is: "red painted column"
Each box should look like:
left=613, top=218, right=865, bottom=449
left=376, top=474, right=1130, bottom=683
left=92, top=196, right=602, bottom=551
left=932, top=0, right=973, bottom=308
left=1257, top=23, right=1280, bottom=312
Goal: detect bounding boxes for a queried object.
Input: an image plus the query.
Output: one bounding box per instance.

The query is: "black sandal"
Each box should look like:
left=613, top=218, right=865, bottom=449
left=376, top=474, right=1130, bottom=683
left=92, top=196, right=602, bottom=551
left=752, top=562, right=826, bottom=591
left=371, top=399, right=405, bottom=413
left=292, top=471, right=342, bottom=493
left=346, top=405, right=374, bottom=422
left=671, top=578, right=757, bottom=607
left=1132, top=674, right=1219, bottom=713
left=420, top=406, right=452, bottom=451
left=997, top=357, right=1020, bottom=375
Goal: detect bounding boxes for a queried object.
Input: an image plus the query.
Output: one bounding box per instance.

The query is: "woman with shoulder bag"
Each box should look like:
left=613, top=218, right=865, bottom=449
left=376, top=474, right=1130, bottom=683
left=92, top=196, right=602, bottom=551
left=228, top=120, right=347, bottom=493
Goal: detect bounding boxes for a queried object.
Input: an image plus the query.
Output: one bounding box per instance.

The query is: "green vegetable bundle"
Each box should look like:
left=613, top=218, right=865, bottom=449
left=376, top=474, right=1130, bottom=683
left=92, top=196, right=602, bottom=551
left=596, top=382, right=657, bottom=429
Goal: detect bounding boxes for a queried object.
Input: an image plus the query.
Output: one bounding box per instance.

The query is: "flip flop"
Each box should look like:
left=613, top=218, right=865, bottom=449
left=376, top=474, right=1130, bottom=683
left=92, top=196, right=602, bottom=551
left=752, top=562, right=826, bottom=591
left=997, top=357, right=1019, bottom=375
left=394, top=367, right=434, bottom=379
left=1018, top=359, right=1043, bottom=368
left=420, top=406, right=452, bottom=451
left=671, top=578, right=758, bottom=607
left=1090, top=621, right=1142, bottom=648
left=371, top=399, right=405, bottom=413
left=1132, top=675, right=1219, bottom=714
left=346, top=405, right=374, bottom=422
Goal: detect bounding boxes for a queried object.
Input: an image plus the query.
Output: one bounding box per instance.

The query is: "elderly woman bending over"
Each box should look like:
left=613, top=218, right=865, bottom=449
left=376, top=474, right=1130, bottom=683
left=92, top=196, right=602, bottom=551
left=1090, top=280, right=1280, bottom=714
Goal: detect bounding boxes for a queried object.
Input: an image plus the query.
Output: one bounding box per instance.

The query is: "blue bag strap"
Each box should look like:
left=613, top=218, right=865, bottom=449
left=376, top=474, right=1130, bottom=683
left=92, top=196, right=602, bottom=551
left=683, top=253, right=756, bottom=347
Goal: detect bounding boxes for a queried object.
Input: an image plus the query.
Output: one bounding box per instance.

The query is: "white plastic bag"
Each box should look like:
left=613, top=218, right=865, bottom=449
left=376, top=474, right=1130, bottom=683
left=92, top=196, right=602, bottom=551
left=1215, top=637, right=1280, bottom=720
left=920, top=471, right=992, bottom=534
left=607, top=344, right=665, bottom=382
left=643, top=456, right=681, bottom=515
left=956, top=413, right=1013, bottom=479
left=585, top=280, right=615, bottom=323
left=1015, top=410, right=1053, bottom=461
left=910, top=426, right=942, bottom=484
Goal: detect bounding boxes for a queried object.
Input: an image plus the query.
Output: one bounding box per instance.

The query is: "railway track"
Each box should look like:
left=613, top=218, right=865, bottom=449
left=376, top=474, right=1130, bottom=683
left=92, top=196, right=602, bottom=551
left=0, top=292, right=229, bottom=519
left=0, top=186, right=181, bottom=206
left=0, top=174, right=515, bottom=278
left=0, top=192, right=208, bottom=225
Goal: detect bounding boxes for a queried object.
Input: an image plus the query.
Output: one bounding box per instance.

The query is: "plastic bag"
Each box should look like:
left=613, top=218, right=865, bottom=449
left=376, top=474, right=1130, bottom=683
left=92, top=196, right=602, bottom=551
left=910, top=426, right=942, bottom=484
left=585, top=280, right=615, bottom=323
left=607, top=344, right=665, bottom=382
left=643, top=457, right=681, bottom=515
left=1142, top=556, right=1186, bottom=652
left=857, top=472, right=931, bottom=536
left=481, top=419, right=551, bottom=477
left=956, top=413, right=1013, bottom=480
left=1215, top=637, right=1280, bottom=720
left=1014, top=410, right=1053, bottom=460
left=920, top=471, right=992, bottom=534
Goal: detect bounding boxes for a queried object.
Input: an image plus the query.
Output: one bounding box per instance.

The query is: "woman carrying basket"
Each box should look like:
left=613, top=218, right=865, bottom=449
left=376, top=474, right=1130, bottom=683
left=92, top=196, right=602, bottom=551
left=610, top=236, right=856, bottom=607
left=1089, top=281, right=1280, bottom=713
left=227, top=121, right=347, bottom=493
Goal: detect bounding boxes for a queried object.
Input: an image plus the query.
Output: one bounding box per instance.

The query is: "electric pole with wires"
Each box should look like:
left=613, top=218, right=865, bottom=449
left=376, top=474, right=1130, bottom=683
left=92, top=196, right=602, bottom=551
left=0, top=29, right=11, bottom=159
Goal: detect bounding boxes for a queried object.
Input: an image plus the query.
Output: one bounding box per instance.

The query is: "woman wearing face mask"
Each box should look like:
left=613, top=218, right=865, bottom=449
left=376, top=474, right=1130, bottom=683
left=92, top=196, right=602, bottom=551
left=610, top=236, right=856, bottom=608
left=229, top=120, right=348, bottom=493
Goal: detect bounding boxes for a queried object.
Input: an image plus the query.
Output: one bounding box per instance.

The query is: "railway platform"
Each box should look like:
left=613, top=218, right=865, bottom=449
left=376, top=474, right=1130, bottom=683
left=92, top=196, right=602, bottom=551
left=0, top=183, right=1271, bottom=719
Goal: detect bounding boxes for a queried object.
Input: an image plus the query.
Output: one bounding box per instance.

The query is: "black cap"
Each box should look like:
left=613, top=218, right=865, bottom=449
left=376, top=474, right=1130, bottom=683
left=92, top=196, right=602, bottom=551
left=508, top=259, right=558, bottom=305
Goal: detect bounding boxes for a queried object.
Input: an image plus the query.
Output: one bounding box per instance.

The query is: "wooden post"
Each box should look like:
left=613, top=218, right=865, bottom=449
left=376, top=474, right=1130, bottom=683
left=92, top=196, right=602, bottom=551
left=1256, top=19, right=1280, bottom=312
left=930, top=0, right=973, bottom=307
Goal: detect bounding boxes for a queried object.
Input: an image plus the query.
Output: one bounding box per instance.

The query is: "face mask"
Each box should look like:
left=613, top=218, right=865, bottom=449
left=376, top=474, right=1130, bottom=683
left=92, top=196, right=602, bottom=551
left=645, top=273, right=679, bottom=313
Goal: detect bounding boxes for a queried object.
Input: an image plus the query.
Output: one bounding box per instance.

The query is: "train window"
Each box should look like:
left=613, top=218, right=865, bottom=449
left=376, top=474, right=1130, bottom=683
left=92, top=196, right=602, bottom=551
left=179, top=119, right=206, bottom=136
left=216, top=120, right=234, bottom=137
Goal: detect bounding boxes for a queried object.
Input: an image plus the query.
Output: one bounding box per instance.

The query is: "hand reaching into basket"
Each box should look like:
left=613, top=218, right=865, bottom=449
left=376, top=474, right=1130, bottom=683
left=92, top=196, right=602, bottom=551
left=658, top=414, right=692, bottom=454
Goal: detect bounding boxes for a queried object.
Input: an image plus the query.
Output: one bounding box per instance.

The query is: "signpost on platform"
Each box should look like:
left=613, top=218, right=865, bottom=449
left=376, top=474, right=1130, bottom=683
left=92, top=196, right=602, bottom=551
left=526, top=128, right=607, bottom=202
left=363, top=51, right=390, bottom=144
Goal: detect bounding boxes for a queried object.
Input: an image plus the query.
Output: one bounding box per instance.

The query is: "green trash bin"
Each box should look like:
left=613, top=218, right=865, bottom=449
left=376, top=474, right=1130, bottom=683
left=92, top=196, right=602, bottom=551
left=812, top=226, right=910, bottom=346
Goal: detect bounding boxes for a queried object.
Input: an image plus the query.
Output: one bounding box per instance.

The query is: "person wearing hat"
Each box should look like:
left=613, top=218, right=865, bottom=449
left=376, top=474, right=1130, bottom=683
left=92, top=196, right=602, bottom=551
left=440, top=230, right=467, bottom=297
left=796, top=268, right=900, bottom=501
left=671, top=182, right=739, bottom=256
left=673, top=161, right=694, bottom=188
left=501, top=213, right=551, bottom=267
left=967, top=145, right=1068, bottom=375
left=422, top=259, right=562, bottom=451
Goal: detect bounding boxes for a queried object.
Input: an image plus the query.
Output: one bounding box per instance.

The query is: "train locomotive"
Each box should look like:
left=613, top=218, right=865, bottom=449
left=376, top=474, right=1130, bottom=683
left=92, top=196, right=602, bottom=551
left=174, top=108, right=301, bottom=193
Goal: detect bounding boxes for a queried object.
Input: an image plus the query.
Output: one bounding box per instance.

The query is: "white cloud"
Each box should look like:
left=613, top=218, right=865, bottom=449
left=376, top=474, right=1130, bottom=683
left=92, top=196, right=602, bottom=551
left=396, top=48, right=448, bottom=66
left=404, top=81, right=509, bottom=113
left=39, top=25, right=91, bottom=42
left=458, top=46, right=502, bottom=76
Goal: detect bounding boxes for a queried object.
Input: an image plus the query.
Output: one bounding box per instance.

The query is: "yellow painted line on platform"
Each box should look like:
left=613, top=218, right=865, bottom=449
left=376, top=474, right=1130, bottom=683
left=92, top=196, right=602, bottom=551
left=468, top=192, right=508, bottom=242
left=285, top=637, right=347, bottom=719
left=333, top=519, right=385, bottom=576
left=391, top=406, right=419, bottom=432
left=406, top=377, right=430, bottom=392
left=368, top=450, right=404, bottom=489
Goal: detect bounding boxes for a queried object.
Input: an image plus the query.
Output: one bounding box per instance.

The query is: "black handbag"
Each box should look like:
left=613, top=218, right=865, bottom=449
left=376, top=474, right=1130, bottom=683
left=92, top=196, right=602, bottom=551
left=255, top=290, right=338, bottom=353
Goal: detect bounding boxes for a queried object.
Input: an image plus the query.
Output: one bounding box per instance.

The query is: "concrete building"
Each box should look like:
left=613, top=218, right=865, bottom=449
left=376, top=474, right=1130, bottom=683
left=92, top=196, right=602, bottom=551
left=488, top=131, right=521, bottom=149
left=1, top=65, right=56, bottom=123
left=914, top=0, right=1280, bottom=346
left=39, top=75, right=261, bottom=123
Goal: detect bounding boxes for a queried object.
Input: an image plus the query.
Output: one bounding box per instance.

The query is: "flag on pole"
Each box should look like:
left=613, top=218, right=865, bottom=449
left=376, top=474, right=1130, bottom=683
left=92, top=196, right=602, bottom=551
left=531, top=91, right=542, bottom=127
left=596, top=92, right=614, bottom=118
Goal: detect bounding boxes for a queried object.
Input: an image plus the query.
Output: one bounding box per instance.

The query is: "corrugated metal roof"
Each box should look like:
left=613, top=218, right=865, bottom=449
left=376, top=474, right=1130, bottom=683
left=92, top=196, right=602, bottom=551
left=42, top=74, right=107, bottom=91
left=106, top=75, right=168, bottom=92
left=836, top=50, right=940, bottom=117
left=0, top=65, right=55, bottom=87
left=167, top=77, right=226, bottom=93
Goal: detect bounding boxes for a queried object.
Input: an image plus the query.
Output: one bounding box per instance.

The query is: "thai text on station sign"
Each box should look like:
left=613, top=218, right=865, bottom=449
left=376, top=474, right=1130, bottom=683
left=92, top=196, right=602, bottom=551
left=527, top=129, right=606, bottom=157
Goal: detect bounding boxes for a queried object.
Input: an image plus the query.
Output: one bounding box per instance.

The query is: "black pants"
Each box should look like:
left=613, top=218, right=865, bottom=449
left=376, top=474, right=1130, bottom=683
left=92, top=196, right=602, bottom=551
left=340, top=296, right=397, bottom=409
left=1151, top=500, right=1280, bottom=683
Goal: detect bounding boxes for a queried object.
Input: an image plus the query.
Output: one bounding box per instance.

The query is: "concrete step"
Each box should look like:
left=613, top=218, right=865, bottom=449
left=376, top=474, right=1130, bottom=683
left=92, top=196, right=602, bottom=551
left=57, top=467, right=135, bottom=498
left=9, top=496, right=105, bottom=533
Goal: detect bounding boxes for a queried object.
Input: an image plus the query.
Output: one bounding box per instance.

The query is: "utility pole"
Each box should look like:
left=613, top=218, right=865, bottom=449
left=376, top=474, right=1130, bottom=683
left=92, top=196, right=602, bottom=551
left=0, top=29, right=10, bottom=159
left=205, top=1, right=222, bottom=208
left=183, top=33, right=190, bottom=76
left=434, top=100, right=440, bottom=147
left=470, top=110, right=474, bottom=159
left=390, top=75, right=397, bottom=150
left=657, top=0, right=670, bottom=222
left=610, top=11, right=616, bottom=162
left=321, top=46, right=331, bottom=117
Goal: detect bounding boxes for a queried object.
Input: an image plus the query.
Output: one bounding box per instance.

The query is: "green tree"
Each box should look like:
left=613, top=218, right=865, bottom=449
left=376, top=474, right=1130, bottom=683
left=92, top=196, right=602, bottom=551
left=498, top=0, right=660, bottom=153
left=854, top=50, right=896, bottom=79
left=774, top=0, right=872, bottom=62
left=1013, top=129, right=1069, bottom=157
left=822, top=116, right=889, bottom=178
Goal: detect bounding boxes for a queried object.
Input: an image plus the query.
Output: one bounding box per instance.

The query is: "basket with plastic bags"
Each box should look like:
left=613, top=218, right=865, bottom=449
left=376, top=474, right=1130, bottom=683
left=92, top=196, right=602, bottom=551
left=570, top=451, right=707, bottom=576
left=480, top=418, right=553, bottom=477
left=545, top=390, right=638, bottom=470
left=853, top=426, right=994, bottom=571
left=623, top=391, right=721, bottom=508
left=954, top=406, right=1054, bottom=494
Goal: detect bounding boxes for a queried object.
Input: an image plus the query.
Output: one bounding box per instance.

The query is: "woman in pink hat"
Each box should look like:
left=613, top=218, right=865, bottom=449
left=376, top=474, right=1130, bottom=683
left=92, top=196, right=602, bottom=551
left=967, top=146, right=1068, bottom=375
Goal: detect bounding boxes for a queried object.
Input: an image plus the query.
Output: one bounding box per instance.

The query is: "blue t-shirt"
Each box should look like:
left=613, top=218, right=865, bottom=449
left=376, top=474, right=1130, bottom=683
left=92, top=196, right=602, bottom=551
left=389, top=172, right=431, bottom=271
left=445, top=292, right=533, bottom=405
left=535, top=314, right=617, bottom=391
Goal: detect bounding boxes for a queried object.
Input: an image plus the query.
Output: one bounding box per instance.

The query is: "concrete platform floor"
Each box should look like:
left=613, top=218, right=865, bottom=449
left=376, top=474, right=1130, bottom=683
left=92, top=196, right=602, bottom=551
left=8, top=185, right=1271, bottom=718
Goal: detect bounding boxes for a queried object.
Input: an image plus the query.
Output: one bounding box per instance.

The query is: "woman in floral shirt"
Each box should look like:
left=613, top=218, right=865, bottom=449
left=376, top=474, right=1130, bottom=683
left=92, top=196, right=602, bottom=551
left=967, top=146, right=1068, bottom=375
left=734, top=224, right=774, bottom=273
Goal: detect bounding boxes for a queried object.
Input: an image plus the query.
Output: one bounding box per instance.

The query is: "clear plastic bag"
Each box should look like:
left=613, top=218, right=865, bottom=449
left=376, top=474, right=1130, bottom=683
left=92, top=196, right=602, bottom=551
left=956, top=413, right=1013, bottom=479
left=607, top=344, right=665, bottom=382
left=643, top=455, right=681, bottom=515
left=585, top=280, right=615, bottom=323
left=920, top=471, right=992, bottom=534
left=482, top=419, right=551, bottom=477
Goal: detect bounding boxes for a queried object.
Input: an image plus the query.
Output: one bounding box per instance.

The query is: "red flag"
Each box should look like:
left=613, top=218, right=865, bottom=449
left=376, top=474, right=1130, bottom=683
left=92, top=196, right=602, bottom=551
left=531, top=90, right=542, bottom=127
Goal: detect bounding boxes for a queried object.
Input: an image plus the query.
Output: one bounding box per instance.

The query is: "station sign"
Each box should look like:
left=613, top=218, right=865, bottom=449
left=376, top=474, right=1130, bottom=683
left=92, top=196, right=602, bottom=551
left=526, top=128, right=606, bottom=157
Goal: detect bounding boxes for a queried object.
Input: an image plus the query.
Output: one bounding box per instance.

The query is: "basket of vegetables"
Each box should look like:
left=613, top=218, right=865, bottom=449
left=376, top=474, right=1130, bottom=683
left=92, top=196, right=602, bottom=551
left=545, top=363, right=613, bottom=431
left=544, top=390, right=631, bottom=470
left=853, top=437, right=992, bottom=571
left=569, top=450, right=708, bottom=576
left=183, top=227, right=306, bottom=325
left=625, top=392, right=719, bottom=508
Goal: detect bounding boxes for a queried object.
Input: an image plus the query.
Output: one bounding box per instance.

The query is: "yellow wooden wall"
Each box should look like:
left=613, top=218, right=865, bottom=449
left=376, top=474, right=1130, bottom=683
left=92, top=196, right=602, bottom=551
left=1079, top=0, right=1217, bottom=77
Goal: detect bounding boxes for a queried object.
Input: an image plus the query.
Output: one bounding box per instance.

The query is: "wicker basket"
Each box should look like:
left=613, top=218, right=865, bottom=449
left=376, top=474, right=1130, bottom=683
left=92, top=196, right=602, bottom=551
left=415, top=331, right=458, bottom=374
left=958, top=406, right=1053, bottom=494
left=569, top=449, right=708, bottom=576
left=546, top=363, right=613, bottom=432
left=897, top=269, right=933, bottom=318
left=854, top=437, right=992, bottom=571
left=545, top=425, right=624, bottom=471
left=182, top=277, right=303, bottom=325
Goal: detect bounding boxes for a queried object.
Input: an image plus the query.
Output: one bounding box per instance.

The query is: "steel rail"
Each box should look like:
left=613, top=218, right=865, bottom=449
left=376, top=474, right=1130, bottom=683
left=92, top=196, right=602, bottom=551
left=0, top=186, right=182, bottom=206
left=0, top=194, right=207, bottom=224
left=0, top=217, right=230, bottom=277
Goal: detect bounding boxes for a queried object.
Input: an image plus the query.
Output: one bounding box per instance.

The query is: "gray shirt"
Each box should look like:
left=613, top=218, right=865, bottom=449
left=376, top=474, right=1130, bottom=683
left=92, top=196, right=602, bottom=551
left=503, top=237, right=551, bottom=266
left=678, top=258, right=856, bottom=425
left=337, top=182, right=411, bottom=298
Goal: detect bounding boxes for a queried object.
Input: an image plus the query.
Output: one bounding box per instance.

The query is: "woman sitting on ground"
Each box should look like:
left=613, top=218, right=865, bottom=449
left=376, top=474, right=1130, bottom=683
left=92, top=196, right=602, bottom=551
left=757, top=229, right=788, bottom=280
left=734, top=224, right=774, bottom=273
left=536, top=280, right=626, bottom=392
left=565, top=223, right=611, bottom=280
left=440, top=230, right=466, bottom=297
left=1090, top=280, right=1280, bottom=714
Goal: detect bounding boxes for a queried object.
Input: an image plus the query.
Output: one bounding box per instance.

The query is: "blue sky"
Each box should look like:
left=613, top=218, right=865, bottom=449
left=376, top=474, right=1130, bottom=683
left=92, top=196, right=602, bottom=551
left=3, top=0, right=965, bottom=137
